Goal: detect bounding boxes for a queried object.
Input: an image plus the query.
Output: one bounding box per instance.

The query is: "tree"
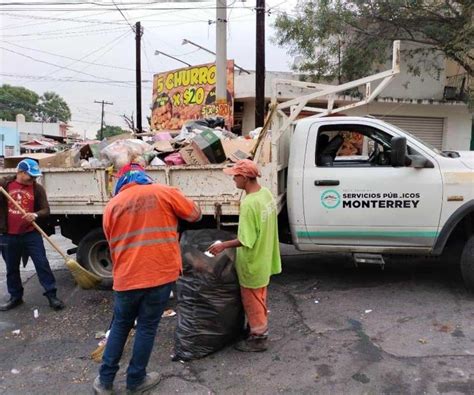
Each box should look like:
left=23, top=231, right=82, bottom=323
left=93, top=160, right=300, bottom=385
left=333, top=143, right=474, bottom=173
left=0, top=84, right=72, bottom=122
left=0, top=84, right=39, bottom=121
left=96, top=125, right=126, bottom=140
left=274, top=0, right=473, bottom=83
left=37, top=91, right=71, bottom=123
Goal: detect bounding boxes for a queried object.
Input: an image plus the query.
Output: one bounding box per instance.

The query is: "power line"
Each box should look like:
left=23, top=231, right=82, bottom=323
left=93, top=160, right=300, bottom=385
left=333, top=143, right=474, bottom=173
left=1, top=24, right=128, bottom=37
left=0, top=10, right=119, bottom=29
left=0, top=73, right=152, bottom=83
left=111, top=0, right=134, bottom=31
left=0, top=5, right=252, bottom=12
left=0, top=39, right=153, bottom=74
left=0, top=46, right=136, bottom=87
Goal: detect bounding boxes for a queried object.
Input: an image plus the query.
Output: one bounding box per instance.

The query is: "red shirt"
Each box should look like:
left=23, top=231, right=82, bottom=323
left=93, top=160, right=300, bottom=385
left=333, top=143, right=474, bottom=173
left=103, top=183, right=200, bottom=291
left=7, top=181, right=35, bottom=234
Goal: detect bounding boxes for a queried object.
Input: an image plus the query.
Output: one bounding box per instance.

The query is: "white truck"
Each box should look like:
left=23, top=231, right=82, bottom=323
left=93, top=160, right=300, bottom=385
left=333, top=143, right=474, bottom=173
left=1, top=42, right=473, bottom=289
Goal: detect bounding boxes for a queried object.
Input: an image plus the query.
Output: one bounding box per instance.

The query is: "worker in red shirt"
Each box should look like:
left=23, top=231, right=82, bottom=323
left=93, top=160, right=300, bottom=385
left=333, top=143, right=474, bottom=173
left=93, top=169, right=201, bottom=395
left=0, top=159, right=64, bottom=311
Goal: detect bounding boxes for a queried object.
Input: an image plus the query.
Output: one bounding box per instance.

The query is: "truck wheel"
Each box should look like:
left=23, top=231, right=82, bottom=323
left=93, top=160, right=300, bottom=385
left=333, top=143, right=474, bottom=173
left=77, top=228, right=113, bottom=289
left=460, top=235, right=474, bottom=291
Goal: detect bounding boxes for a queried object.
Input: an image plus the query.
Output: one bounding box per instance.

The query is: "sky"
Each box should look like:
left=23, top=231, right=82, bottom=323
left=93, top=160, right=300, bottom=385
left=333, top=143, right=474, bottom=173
left=0, top=0, right=297, bottom=139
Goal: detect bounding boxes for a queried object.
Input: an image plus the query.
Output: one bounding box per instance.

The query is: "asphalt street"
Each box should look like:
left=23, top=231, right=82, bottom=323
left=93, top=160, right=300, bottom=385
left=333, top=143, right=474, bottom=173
left=1, top=236, right=474, bottom=394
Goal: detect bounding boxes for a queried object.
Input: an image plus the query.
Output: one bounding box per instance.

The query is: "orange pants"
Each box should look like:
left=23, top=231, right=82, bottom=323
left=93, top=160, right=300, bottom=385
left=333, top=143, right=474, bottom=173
left=240, top=286, right=268, bottom=336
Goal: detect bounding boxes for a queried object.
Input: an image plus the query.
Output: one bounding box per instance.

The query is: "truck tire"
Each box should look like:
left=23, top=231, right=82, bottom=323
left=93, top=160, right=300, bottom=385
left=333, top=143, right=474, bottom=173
left=460, top=235, right=474, bottom=291
left=76, top=228, right=113, bottom=289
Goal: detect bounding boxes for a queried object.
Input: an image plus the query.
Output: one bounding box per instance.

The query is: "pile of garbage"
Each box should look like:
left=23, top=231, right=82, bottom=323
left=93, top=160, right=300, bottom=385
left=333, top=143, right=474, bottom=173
left=3, top=117, right=269, bottom=171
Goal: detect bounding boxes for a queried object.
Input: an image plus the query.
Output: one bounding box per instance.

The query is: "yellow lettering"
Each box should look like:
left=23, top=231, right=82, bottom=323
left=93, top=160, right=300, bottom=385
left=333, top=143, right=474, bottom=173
left=198, top=67, right=208, bottom=84
left=181, top=70, right=190, bottom=86
left=165, top=74, right=174, bottom=90
left=207, top=65, right=216, bottom=85
left=174, top=71, right=182, bottom=88
left=155, top=76, right=164, bottom=93
left=190, top=68, right=199, bottom=85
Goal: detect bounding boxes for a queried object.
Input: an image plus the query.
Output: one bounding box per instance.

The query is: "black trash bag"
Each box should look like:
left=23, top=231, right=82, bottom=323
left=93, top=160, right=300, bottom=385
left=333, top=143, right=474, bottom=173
left=204, top=116, right=226, bottom=129
left=174, top=229, right=244, bottom=361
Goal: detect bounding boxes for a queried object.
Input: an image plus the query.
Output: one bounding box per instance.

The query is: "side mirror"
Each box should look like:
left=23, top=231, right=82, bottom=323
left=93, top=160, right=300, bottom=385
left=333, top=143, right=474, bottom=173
left=391, top=137, right=409, bottom=167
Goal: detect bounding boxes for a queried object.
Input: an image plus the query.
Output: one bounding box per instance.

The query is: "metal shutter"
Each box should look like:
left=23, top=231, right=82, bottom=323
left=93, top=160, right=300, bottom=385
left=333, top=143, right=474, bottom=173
left=373, top=115, right=444, bottom=149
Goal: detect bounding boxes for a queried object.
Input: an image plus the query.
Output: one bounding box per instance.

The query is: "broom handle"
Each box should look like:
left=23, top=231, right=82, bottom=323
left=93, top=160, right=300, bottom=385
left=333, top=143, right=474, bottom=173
left=0, top=186, right=69, bottom=261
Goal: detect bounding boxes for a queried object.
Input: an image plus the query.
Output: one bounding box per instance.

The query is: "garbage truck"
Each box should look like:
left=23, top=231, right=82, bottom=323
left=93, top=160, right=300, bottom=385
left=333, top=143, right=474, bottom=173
left=1, top=41, right=473, bottom=289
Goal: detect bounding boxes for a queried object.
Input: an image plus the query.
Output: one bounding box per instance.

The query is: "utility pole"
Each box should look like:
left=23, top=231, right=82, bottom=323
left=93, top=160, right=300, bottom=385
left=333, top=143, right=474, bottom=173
left=135, top=21, right=143, bottom=137
left=94, top=100, right=113, bottom=140
left=216, top=0, right=227, bottom=106
left=255, top=0, right=265, bottom=128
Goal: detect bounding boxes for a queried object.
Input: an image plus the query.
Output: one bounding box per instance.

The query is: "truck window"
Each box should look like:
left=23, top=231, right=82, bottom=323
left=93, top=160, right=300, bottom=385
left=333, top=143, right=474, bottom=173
left=315, top=124, right=393, bottom=167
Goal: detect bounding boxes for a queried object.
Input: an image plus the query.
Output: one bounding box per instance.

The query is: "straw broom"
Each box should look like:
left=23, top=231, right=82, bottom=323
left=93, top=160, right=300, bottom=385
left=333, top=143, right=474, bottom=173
left=91, top=316, right=134, bottom=363
left=0, top=186, right=101, bottom=289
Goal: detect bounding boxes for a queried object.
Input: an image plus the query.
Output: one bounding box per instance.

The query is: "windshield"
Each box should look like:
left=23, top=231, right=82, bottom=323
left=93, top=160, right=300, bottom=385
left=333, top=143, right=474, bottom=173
left=382, top=121, right=442, bottom=155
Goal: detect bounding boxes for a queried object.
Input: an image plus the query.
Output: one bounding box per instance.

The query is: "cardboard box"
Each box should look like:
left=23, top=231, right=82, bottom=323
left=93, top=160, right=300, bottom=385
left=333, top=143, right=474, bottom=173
left=222, top=137, right=271, bottom=163
left=3, top=153, right=57, bottom=169
left=192, top=129, right=226, bottom=163
left=46, top=150, right=81, bottom=168
left=153, top=140, right=174, bottom=153
left=179, top=143, right=211, bottom=165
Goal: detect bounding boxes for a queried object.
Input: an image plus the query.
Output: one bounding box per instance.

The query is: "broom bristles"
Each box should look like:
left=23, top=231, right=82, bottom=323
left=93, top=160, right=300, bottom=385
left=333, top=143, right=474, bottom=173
left=65, top=259, right=102, bottom=289
left=91, top=330, right=134, bottom=363
left=91, top=343, right=106, bottom=363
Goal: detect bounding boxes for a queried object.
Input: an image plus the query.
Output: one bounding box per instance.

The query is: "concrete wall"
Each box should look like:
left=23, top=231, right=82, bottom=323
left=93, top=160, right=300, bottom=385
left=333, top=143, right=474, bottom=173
left=378, top=42, right=446, bottom=100
left=0, top=125, right=20, bottom=156
left=1, top=119, right=63, bottom=139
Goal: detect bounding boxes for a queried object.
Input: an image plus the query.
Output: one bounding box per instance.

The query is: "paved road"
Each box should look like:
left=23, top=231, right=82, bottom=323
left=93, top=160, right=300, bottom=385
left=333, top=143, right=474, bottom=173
left=1, top=236, right=474, bottom=394
left=0, top=229, right=74, bottom=296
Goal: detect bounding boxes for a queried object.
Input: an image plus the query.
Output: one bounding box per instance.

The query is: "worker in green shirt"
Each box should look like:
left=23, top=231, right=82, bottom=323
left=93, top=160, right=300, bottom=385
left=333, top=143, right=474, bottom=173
left=208, top=159, right=281, bottom=352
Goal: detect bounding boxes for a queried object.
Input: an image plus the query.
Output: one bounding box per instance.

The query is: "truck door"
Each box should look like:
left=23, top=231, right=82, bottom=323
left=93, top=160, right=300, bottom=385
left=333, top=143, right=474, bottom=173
left=301, top=121, right=443, bottom=249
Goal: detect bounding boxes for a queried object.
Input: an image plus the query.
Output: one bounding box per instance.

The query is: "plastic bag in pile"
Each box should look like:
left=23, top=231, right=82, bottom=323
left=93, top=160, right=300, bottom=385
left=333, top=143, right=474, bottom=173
left=100, top=139, right=153, bottom=169
left=174, top=229, right=244, bottom=361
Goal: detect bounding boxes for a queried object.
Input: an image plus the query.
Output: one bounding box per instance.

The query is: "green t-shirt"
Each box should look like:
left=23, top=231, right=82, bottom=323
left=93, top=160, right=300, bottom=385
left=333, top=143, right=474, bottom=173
left=236, top=187, right=282, bottom=288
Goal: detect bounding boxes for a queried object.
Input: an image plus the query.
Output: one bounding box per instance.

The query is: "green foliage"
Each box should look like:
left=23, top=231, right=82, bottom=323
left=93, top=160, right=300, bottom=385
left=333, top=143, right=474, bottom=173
left=37, top=91, right=71, bottom=123
left=96, top=125, right=125, bottom=140
left=274, top=0, right=474, bottom=83
left=0, top=84, right=39, bottom=121
left=0, top=84, right=71, bottom=122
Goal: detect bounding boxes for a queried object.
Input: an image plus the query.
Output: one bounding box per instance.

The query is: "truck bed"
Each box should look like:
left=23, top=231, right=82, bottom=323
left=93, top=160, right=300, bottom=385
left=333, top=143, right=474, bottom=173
left=0, top=161, right=281, bottom=217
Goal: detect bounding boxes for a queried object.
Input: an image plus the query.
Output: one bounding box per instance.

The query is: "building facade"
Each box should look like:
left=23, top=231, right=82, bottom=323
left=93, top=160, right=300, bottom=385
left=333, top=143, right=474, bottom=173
left=234, top=44, right=472, bottom=151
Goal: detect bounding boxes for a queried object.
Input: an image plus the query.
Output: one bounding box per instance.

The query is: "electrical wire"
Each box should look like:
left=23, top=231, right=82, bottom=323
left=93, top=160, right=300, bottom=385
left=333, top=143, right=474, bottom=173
left=0, top=46, right=135, bottom=87
left=0, top=10, right=117, bottom=29
left=0, top=39, right=153, bottom=74
left=38, top=30, right=130, bottom=80
left=111, top=0, right=134, bottom=31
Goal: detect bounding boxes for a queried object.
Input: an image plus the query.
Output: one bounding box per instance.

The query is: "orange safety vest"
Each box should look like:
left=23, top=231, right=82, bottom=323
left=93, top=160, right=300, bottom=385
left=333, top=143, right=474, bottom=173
left=103, top=182, right=200, bottom=291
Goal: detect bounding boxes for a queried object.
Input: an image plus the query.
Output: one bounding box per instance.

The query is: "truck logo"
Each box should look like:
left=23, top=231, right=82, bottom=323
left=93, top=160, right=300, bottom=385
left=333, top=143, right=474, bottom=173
left=321, top=190, right=341, bottom=209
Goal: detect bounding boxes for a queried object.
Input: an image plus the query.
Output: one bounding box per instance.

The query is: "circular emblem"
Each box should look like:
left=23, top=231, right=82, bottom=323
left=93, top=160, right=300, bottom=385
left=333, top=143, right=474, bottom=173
left=321, top=189, right=341, bottom=209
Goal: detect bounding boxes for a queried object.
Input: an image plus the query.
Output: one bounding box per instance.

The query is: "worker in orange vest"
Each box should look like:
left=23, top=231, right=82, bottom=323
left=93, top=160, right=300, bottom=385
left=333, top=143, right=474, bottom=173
left=93, top=169, right=201, bottom=395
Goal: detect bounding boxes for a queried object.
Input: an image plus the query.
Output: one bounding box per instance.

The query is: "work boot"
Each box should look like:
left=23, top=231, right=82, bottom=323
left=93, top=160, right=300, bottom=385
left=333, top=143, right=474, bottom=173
left=0, top=297, right=23, bottom=311
left=234, top=335, right=268, bottom=352
left=46, top=294, right=65, bottom=311
left=126, top=372, right=161, bottom=394
left=92, top=375, right=113, bottom=395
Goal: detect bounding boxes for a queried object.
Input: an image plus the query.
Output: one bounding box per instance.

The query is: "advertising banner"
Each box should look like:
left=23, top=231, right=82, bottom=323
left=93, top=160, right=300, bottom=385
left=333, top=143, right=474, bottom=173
left=151, top=60, right=234, bottom=130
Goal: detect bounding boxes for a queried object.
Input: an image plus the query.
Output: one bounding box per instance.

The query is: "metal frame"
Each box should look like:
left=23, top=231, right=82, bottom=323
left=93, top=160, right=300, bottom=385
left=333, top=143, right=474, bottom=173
left=271, top=41, right=401, bottom=135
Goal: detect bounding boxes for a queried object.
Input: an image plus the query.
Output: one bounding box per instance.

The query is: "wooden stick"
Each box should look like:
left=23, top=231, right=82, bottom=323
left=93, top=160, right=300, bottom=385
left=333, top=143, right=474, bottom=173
left=0, top=186, right=68, bottom=261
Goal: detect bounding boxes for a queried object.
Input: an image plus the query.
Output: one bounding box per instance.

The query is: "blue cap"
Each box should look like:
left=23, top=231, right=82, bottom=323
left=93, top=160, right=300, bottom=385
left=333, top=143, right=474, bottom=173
left=17, top=158, right=42, bottom=177
left=114, top=170, right=153, bottom=196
